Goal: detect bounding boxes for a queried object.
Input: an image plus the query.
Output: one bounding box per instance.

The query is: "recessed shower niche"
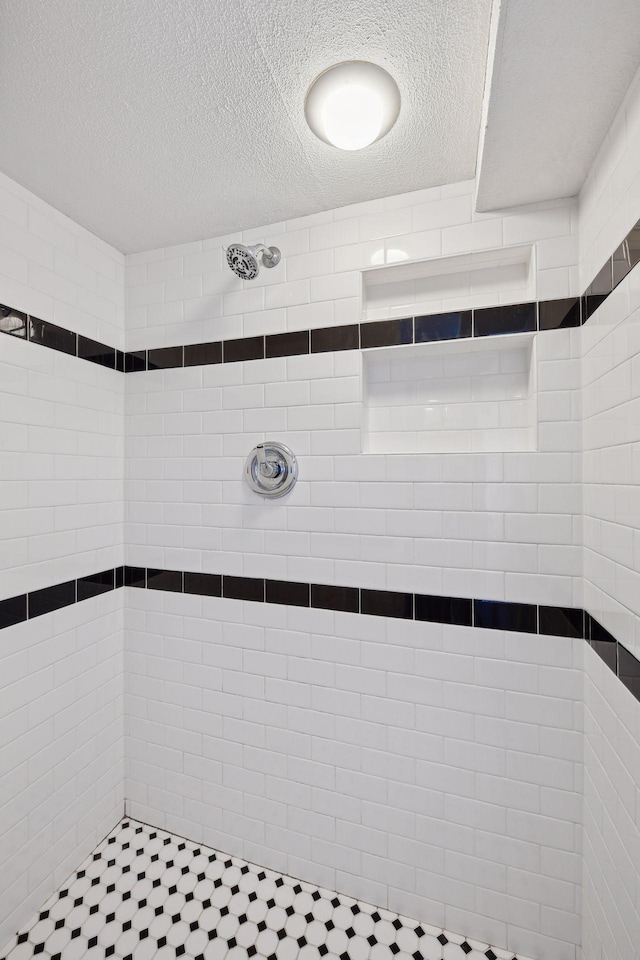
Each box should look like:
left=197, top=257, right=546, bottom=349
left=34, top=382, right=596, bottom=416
left=361, top=243, right=535, bottom=320
left=363, top=331, right=538, bottom=454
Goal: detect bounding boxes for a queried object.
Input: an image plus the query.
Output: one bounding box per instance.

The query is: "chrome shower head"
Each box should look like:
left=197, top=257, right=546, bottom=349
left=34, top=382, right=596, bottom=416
left=225, top=243, right=281, bottom=280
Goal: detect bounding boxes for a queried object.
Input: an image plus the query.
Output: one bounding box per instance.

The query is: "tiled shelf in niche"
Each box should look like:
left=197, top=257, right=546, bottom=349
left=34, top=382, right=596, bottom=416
left=361, top=243, right=536, bottom=321
left=363, top=332, right=537, bottom=454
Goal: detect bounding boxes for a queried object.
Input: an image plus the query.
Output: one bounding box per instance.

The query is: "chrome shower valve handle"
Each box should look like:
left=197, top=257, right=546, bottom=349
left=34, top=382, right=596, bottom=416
left=245, top=442, right=298, bottom=498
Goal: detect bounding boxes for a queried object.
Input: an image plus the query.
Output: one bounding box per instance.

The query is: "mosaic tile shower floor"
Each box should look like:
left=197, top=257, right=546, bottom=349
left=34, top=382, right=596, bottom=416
left=1, top=818, right=533, bottom=960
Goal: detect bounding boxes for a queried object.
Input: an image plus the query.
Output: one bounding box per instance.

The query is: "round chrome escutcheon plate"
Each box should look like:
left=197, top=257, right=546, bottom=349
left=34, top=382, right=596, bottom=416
left=244, top=442, right=298, bottom=498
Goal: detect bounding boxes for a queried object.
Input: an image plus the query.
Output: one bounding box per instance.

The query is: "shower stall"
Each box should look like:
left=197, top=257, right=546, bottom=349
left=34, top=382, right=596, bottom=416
left=2, top=69, right=640, bottom=960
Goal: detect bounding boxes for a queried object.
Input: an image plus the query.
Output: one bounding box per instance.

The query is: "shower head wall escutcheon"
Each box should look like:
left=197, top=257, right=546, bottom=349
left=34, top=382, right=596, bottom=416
left=225, top=243, right=281, bottom=280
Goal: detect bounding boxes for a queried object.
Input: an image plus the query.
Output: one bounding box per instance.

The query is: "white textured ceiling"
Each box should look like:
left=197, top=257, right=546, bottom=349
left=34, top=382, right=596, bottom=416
left=0, top=0, right=493, bottom=252
left=476, top=0, right=640, bottom=211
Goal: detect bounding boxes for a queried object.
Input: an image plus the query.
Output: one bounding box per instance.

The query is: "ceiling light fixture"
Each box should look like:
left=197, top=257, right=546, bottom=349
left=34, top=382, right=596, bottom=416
left=305, top=61, right=401, bottom=151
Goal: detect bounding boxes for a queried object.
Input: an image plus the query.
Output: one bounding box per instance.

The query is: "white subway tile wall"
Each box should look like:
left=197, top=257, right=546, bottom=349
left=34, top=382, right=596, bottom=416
left=0, top=593, right=124, bottom=951
left=0, top=172, right=125, bottom=349
left=125, top=589, right=583, bottom=960
left=125, top=330, right=582, bottom=605
left=124, top=176, right=581, bottom=960
left=582, top=646, right=640, bottom=960
left=0, top=179, right=126, bottom=946
left=0, top=334, right=124, bottom=598
left=578, top=59, right=640, bottom=960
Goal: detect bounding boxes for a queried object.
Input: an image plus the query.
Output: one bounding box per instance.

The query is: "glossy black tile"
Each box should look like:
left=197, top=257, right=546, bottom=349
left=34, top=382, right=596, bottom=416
left=78, top=336, right=116, bottom=369
left=618, top=643, right=640, bottom=700
left=28, top=580, right=76, bottom=618
left=612, top=222, right=640, bottom=288
left=538, top=298, right=581, bottom=330
left=359, top=317, right=413, bottom=349
left=584, top=259, right=613, bottom=321
left=587, top=614, right=617, bottom=645
left=311, top=324, right=360, bottom=354
left=223, top=336, right=264, bottom=363
left=223, top=575, right=264, bottom=602
left=612, top=241, right=634, bottom=288
left=265, top=330, right=309, bottom=359
left=0, top=304, right=27, bottom=338
left=474, top=599, right=537, bottom=633
left=124, top=566, right=146, bottom=588
left=415, top=594, right=473, bottom=626
left=29, top=317, right=77, bottom=356
left=361, top=589, right=413, bottom=619
left=115, top=566, right=125, bottom=589
left=184, top=572, right=222, bottom=597
left=147, top=568, right=183, bottom=592
left=77, top=569, right=115, bottom=602
left=0, top=594, right=27, bottom=629
left=539, top=606, right=584, bottom=638
left=124, top=351, right=147, bottom=373
left=625, top=220, right=640, bottom=271
left=311, top=583, right=359, bottom=614
left=147, top=346, right=184, bottom=370
left=586, top=614, right=618, bottom=672
left=266, top=579, right=310, bottom=607
left=115, top=350, right=125, bottom=373
left=415, top=311, right=472, bottom=343
left=473, top=303, right=536, bottom=338
left=184, top=341, right=222, bottom=367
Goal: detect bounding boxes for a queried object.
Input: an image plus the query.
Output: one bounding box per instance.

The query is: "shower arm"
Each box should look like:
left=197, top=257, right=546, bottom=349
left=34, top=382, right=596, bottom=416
left=253, top=244, right=280, bottom=268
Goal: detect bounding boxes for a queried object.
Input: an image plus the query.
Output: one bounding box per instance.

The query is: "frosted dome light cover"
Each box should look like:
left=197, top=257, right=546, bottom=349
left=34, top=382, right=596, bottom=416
left=305, top=61, right=401, bottom=151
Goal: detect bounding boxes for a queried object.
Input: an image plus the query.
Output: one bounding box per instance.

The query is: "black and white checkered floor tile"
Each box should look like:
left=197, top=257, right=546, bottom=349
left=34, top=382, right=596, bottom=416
left=1, top=819, right=533, bottom=960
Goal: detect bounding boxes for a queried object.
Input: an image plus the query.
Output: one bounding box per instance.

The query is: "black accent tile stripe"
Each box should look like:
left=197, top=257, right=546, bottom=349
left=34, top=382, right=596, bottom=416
left=473, top=303, right=536, bottom=338
left=361, top=588, right=413, bottom=619
left=184, top=341, right=222, bottom=367
left=78, top=336, right=116, bottom=369
left=148, top=346, right=184, bottom=370
left=266, top=579, right=310, bottom=607
left=223, top=575, right=265, bottom=602
left=0, top=595, right=27, bottom=629
left=265, top=330, right=309, bottom=359
left=586, top=613, right=618, bottom=672
left=29, top=317, right=77, bottom=356
left=147, top=568, right=183, bottom=592
left=77, top=569, right=115, bottom=601
left=415, top=594, right=472, bottom=627
left=618, top=644, right=640, bottom=699
left=359, top=317, right=413, bottom=349
left=311, top=584, right=359, bottom=613
left=2, top=565, right=640, bottom=707
left=539, top=606, right=584, bottom=638
left=538, top=298, right=581, bottom=331
left=124, top=566, right=146, bottom=588
left=124, top=351, right=147, bottom=373
left=223, top=336, right=264, bottom=363
left=415, top=311, right=472, bottom=343
left=311, top=324, right=359, bottom=353
left=28, top=580, right=76, bottom=618
left=473, top=599, right=537, bottom=634
left=584, top=259, right=613, bottom=321
left=184, top=572, right=222, bottom=597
